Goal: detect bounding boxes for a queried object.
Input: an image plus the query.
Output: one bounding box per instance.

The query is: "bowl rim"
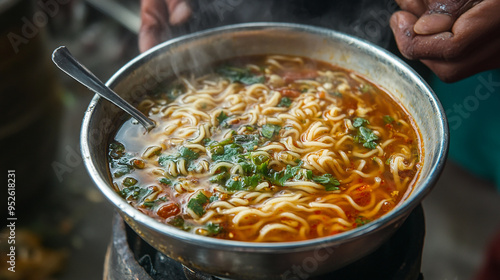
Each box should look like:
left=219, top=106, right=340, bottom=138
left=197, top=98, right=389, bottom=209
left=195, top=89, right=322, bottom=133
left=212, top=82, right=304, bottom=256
left=81, top=22, right=449, bottom=251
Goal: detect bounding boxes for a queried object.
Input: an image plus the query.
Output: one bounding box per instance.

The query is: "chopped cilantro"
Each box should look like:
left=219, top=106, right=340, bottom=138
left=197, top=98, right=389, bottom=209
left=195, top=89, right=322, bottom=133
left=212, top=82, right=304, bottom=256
left=268, top=165, right=301, bottom=186
left=216, top=66, right=265, bottom=85
left=168, top=216, right=191, bottom=231
left=295, top=169, right=313, bottom=181
left=353, top=118, right=370, bottom=128
left=225, top=174, right=262, bottom=191
left=217, top=111, right=229, bottom=126
left=109, top=142, right=125, bottom=159
left=109, top=148, right=134, bottom=178
left=187, top=192, right=209, bottom=216
left=159, top=147, right=199, bottom=166
left=179, top=147, right=200, bottom=161
left=225, top=178, right=244, bottom=191
left=209, top=172, right=229, bottom=184
left=206, top=223, right=223, bottom=235
left=363, top=141, right=378, bottom=149
left=233, top=134, right=260, bottom=152
left=278, top=97, right=292, bottom=108
left=119, top=186, right=153, bottom=202
left=122, top=177, right=138, bottom=187
left=355, top=216, right=371, bottom=227
left=143, top=196, right=167, bottom=208
left=312, top=174, right=340, bottom=191
left=355, top=126, right=379, bottom=149
left=352, top=119, right=379, bottom=150
left=212, top=143, right=243, bottom=162
left=243, top=125, right=256, bottom=132
left=209, top=195, right=219, bottom=203
left=261, top=124, right=281, bottom=139
left=331, top=91, right=343, bottom=98
left=113, top=166, right=131, bottom=178
left=169, top=216, right=185, bottom=227
left=159, top=177, right=172, bottom=185
left=383, top=115, right=394, bottom=124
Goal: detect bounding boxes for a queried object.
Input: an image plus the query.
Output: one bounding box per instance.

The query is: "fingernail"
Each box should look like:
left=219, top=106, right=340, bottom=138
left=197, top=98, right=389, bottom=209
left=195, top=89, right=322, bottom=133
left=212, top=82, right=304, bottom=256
left=170, top=1, right=191, bottom=25
left=414, top=14, right=453, bottom=35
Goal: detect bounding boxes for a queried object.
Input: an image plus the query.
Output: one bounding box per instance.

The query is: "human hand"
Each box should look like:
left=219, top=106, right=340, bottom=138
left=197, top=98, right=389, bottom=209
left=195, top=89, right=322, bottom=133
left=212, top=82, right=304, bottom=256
left=139, top=0, right=192, bottom=53
left=390, top=0, right=500, bottom=82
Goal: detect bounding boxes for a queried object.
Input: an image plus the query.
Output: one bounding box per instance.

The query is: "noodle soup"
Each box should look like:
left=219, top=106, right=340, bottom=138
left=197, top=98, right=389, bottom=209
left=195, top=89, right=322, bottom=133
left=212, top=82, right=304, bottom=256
left=108, top=55, right=421, bottom=242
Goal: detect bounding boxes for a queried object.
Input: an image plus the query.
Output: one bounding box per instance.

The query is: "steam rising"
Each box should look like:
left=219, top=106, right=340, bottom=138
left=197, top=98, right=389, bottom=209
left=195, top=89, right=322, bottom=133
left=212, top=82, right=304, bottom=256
left=172, top=0, right=398, bottom=48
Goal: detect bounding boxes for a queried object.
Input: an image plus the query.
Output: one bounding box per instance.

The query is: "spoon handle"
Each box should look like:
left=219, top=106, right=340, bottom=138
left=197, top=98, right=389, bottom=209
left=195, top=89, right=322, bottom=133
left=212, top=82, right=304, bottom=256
left=52, top=46, right=155, bottom=131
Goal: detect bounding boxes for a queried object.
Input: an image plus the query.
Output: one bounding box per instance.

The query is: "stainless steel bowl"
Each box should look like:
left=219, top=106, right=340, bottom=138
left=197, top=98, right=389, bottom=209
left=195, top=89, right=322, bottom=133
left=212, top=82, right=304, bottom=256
left=81, top=23, right=448, bottom=279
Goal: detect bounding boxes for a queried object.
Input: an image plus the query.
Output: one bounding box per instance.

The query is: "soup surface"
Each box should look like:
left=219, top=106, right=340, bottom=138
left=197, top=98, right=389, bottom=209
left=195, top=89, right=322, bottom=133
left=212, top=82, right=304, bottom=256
left=109, top=55, right=421, bottom=242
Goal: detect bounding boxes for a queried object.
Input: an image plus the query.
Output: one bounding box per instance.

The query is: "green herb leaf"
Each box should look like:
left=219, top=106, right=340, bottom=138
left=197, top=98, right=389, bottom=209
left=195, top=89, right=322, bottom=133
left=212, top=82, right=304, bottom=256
left=143, top=196, right=167, bottom=208
left=278, top=97, right=292, bottom=108
left=294, top=169, right=313, bottom=181
left=233, top=134, right=260, bottom=152
left=159, top=178, right=172, bottom=185
left=209, top=195, right=219, bottom=203
left=312, top=174, right=340, bottom=191
left=209, top=172, right=229, bottom=184
left=169, top=216, right=185, bottom=228
left=268, top=165, right=301, bottom=186
left=179, top=147, right=200, bottom=161
left=261, top=124, right=281, bottom=139
left=353, top=118, right=370, bottom=128
left=383, top=115, right=394, bottom=124
left=123, top=177, right=138, bottom=187
left=159, top=147, right=199, bottom=166
left=119, top=186, right=154, bottom=202
left=243, top=174, right=262, bottom=188
left=353, top=126, right=379, bottom=150
left=109, top=142, right=126, bottom=159
left=217, top=111, right=229, bottom=126
left=108, top=143, right=135, bottom=178
left=113, top=166, right=131, bottom=178
left=203, top=138, right=217, bottom=146
left=168, top=216, right=191, bottom=231
left=225, top=177, right=244, bottom=191
left=331, top=91, right=343, bottom=98
left=206, top=223, right=223, bottom=235
left=225, top=174, right=262, bottom=191
left=363, top=142, right=378, bottom=149
left=355, top=216, right=371, bottom=227
left=359, top=126, right=379, bottom=142
left=187, top=192, right=209, bottom=216
left=212, top=143, right=244, bottom=162
left=216, top=66, right=265, bottom=85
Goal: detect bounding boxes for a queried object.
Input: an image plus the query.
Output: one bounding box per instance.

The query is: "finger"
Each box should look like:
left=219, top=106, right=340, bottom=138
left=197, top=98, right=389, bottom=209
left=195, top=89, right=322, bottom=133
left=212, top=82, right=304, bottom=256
left=165, top=0, right=192, bottom=25
left=413, top=0, right=481, bottom=35
left=399, top=0, right=500, bottom=60
left=391, top=11, right=462, bottom=60
left=413, top=13, right=454, bottom=35
left=395, top=0, right=427, bottom=16
left=139, top=0, right=170, bottom=52
left=421, top=18, right=500, bottom=82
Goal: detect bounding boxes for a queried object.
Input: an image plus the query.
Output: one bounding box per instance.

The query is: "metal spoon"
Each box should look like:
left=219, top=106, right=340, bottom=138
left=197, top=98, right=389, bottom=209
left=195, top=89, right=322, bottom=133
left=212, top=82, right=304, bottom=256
left=52, top=46, right=155, bottom=131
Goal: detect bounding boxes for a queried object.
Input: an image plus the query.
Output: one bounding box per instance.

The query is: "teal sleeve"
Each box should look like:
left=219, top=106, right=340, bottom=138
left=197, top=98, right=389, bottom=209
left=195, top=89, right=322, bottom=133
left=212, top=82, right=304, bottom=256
left=429, top=69, right=500, bottom=190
